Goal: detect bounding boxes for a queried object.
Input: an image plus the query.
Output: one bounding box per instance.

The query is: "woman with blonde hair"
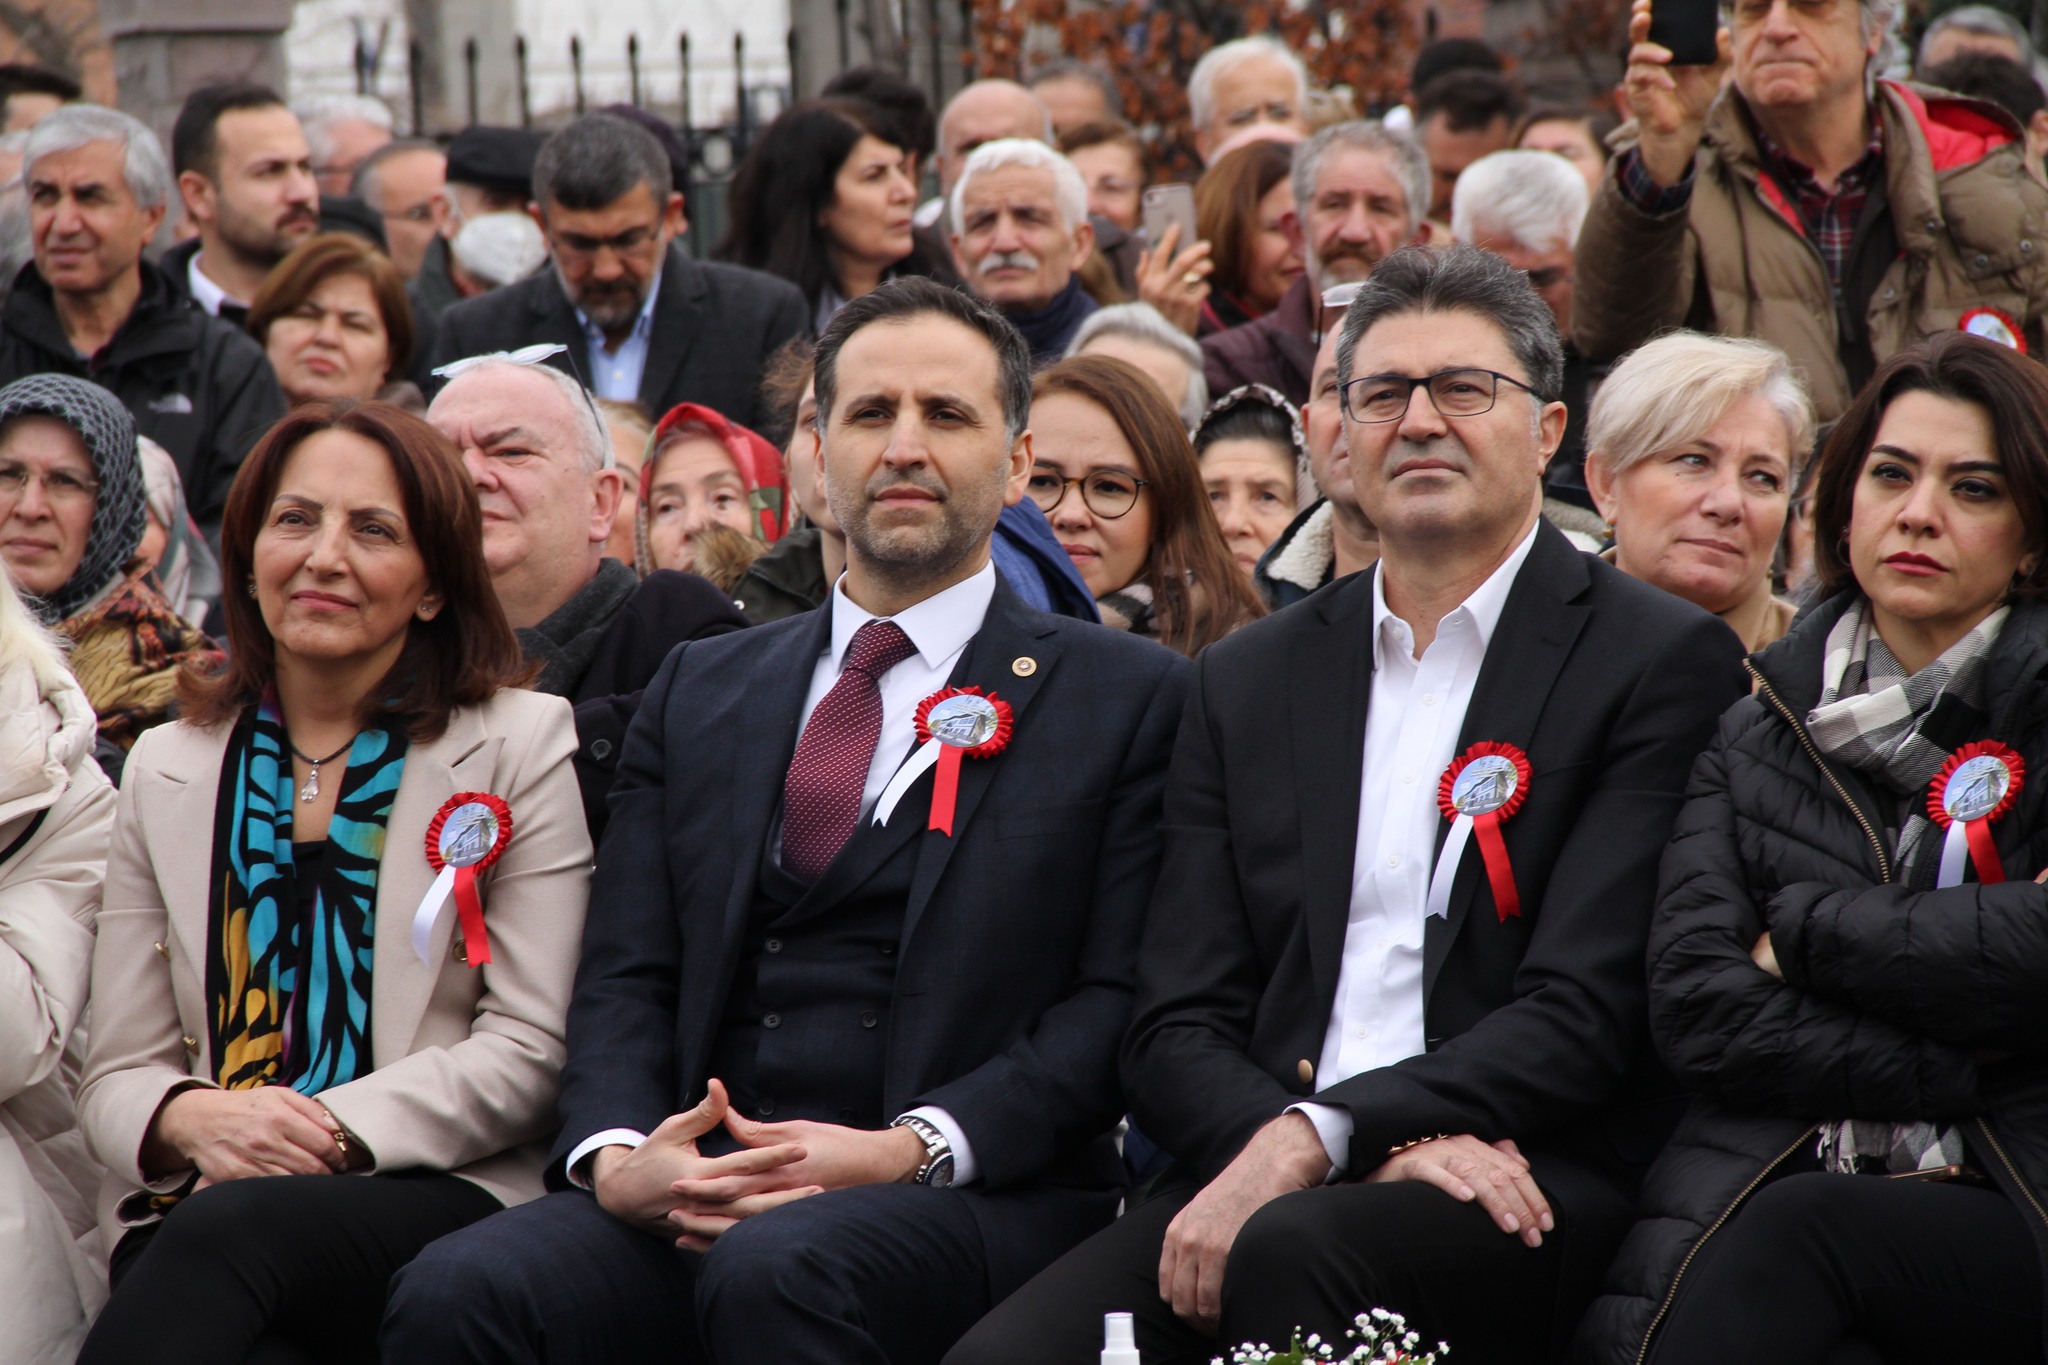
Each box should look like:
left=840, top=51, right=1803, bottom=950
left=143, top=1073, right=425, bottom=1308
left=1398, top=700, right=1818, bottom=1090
left=0, top=564, right=116, bottom=1364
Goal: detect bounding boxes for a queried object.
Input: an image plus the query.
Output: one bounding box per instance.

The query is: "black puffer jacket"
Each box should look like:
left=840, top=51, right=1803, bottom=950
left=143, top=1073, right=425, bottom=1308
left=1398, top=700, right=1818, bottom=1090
left=1574, top=590, right=2048, bottom=1365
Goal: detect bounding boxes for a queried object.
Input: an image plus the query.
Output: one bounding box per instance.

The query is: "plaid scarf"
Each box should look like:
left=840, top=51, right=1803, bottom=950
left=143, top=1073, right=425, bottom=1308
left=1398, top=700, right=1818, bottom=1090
left=1805, top=595, right=2006, bottom=1176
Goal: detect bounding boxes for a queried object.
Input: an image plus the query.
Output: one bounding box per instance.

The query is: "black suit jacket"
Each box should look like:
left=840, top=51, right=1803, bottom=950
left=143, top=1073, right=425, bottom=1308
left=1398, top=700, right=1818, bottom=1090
left=555, top=580, right=1187, bottom=1198
left=1123, top=523, right=1748, bottom=1195
left=423, top=243, right=808, bottom=427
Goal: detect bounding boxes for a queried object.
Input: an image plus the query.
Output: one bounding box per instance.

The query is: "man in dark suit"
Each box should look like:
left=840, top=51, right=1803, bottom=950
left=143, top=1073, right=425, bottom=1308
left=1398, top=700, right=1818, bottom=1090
left=383, top=277, right=1188, bottom=1364
left=948, top=245, right=1749, bottom=1365
left=423, top=112, right=808, bottom=430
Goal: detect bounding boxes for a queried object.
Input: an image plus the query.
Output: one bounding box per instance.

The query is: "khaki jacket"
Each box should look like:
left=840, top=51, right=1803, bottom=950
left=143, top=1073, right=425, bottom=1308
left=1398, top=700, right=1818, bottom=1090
left=78, top=689, right=591, bottom=1242
left=1575, top=81, right=2048, bottom=421
left=0, top=661, right=115, bottom=1364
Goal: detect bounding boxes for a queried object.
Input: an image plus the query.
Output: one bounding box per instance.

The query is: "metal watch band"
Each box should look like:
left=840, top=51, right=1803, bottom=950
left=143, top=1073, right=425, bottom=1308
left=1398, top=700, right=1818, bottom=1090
left=891, top=1115, right=954, bottom=1186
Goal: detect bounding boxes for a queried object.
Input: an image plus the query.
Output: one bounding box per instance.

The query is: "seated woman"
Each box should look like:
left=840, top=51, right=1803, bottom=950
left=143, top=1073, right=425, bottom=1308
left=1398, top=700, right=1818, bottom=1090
left=635, top=401, right=790, bottom=590
left=716, top=97, right=953, bottom=330
left=248, top=233, right=419, bottom=410
left=1193, top=383, right=1308, bottom=579
left=1193, top=137, right=1301, bottom=335
left=1578, top=332, right=2048, bottom=1365
left=1584, top=331, right=1815, bottom=652
left=136, top=437, right=222, bottom=633
left=1029, top=354, right=1264, bottom=653
left=0, top=567, right=115, bottom=1365
left=75, top=399, right=593, bottom=1365
left=0, top=376, right=219, bottom=759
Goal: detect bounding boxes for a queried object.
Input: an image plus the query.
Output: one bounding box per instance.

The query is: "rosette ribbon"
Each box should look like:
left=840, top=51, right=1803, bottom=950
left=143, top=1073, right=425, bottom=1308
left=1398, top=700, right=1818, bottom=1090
left=411, top=792, right=514, bottom=967
left=872, top=687, right=1015, bottom=835
left=1927, top=741, right=2023, bottom=888
left=1426, top=741, right=1533, bottom=923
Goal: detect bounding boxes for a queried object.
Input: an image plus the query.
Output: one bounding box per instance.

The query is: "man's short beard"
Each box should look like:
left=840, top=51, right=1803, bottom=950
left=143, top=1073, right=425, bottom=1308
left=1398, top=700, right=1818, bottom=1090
left=217, top=199, right=315, bottom=270
left=556, top=262, right=649, bottom=331
left=828, top=458, right=1008, bottom=589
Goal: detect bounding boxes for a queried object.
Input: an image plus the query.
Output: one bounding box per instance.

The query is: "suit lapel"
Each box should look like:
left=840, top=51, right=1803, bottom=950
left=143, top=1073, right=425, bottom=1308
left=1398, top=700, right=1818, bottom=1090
left=1291, top=574, right=1373, bottom=1023
left=1422, top=524, right=1590, bottom=998
left=142, top=724, right=230, bottom=1045
left=634, top=246, right=705, bottom=416
left=526, top=281, right=594, bottom=389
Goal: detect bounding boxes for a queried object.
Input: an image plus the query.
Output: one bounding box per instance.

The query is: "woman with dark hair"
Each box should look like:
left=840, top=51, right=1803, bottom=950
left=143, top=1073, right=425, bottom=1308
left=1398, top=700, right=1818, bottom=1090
left=1194, top=138, right=1301, bottom=335
left=716, top=97, right=953, bottom=330
left=247, top=233, right=419, bottom=409
left=75, top=400, right=592, bottom=1365
left=1514, top=104, right=1617, bottom=202
left=1193, top=383, right=1307, bottom=577
left=1579, top=331, right=2048, bottom=1365
left=1029, top=354, right=1265, bottom=653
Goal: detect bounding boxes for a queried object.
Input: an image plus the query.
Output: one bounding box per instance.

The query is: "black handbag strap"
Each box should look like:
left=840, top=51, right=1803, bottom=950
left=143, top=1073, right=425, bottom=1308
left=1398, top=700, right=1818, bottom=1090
left=0, top=808, right=49, bottom=866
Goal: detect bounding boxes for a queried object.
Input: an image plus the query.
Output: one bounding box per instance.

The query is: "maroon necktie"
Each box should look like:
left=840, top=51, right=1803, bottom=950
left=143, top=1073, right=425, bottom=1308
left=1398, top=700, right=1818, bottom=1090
left=780, top=619, right=919, bottom=881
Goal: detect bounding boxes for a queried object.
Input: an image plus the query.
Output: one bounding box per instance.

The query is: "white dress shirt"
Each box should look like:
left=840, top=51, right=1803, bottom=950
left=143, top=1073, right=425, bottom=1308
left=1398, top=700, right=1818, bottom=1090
left=186, top=252, right=239, bottom=317
left=1291, top=523, right=1540, bottom=1174
left=574, top=269, right=662, bottom=402
left=568, top=561, right=999, bottom=1187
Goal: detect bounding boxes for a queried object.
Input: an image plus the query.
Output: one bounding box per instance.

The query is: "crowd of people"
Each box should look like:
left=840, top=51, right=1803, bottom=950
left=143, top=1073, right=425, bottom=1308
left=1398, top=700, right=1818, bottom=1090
left=5, top=7, right=2048, bottom=1361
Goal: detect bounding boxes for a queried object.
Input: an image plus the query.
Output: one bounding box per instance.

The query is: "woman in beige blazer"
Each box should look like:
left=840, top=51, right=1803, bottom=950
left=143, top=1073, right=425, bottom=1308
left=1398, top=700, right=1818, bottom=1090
left=0, top=567, right=116, bottom=1365
left=76, top=399, right=592, bottom=1364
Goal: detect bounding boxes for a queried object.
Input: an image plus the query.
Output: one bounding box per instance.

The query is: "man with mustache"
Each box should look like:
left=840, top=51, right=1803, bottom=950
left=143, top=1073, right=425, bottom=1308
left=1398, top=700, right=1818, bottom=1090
left=1203, top=121, right=1432, bottom=409
left=385, top=278, right=1187, bottom=1365
left=162, top=83, right=322, bottom=326
left=425, top=113, right=807, bottom=430
left=947, top=245, right=1745, bottom=1365
left=950, top=138, right=1100, bottom=364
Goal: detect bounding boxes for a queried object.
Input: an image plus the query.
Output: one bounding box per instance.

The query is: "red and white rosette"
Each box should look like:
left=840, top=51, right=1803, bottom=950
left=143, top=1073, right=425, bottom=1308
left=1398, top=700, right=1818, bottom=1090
left=1426, top=742, right=1533, bottom=923
left=410, top=792, right=513, bottom=967
left=871, top=687, right=1015, bottom=836
left=1959, top=307, right=2027, bottom=355
left=1927, top=741, right=2023, bottom=887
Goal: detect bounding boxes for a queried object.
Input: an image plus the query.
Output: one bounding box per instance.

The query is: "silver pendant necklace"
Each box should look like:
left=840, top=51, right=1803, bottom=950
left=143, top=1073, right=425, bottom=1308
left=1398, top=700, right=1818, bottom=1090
left=289, top=734, right=358, bottom=803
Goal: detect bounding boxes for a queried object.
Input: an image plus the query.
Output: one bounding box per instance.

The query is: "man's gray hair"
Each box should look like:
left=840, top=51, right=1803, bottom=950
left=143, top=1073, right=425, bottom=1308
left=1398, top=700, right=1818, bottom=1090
left=350, top=137, right=442, bottom=205
left=533, top=113, right=672, bottom=213
left=1336, top=243, right=1564, bottom=402
left=1067, top=302, right=1210, bottom=430
left=950, top=137, right=1089, bottom=237
left=1189, top=36, right=1310, bottom=133
left=430, top=359, right=613, bottom=473
left=22, top=104, right=173, bottom=210
left=1915, top=3, right=2031, bottom=74
left=294, top=92, right=394, bottom=166
left=1451, top=150, right=1589, bottom=254
left=1586, top=330, right=1815, bottom=484
left=1292, top=120, right=1430, bottom=240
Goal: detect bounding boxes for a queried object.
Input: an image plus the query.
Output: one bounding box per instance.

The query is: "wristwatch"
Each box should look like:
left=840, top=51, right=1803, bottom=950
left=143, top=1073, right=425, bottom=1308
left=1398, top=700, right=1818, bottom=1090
left=891, top=1115, right=956, bottom=1188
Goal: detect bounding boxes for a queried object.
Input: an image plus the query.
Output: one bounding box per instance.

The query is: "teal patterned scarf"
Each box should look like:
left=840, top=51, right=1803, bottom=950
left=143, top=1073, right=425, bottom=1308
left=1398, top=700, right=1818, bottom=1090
left=206, top=695, right=408, bottom=1093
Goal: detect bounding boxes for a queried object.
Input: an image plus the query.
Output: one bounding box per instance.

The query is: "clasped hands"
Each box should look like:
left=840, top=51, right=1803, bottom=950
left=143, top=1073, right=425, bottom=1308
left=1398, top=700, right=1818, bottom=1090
left=1157, top=1113, right=1552, bottom=1332
left=590, top=1078, right=928, bottom=1250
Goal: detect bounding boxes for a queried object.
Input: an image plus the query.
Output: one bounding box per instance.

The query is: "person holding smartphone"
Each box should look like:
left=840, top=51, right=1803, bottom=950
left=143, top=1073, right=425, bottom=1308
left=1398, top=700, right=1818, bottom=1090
left=1576, top=333, right=2048, bottom=1364
left=1574, top=0, right=2048, bottom=426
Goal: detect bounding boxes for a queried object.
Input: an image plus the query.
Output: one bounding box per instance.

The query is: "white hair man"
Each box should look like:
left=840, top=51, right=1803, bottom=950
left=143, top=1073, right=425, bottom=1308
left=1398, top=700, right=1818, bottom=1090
left=1580, top=0, right=2048, bottom=422
left=295, top=92, right=395, bottom=196
left=1201, top=120, right=1430, bottom=409
left=426, top=352, right=745, bottom=835
left=0, top=103, right=285, bottom=534
left=1915, top=4, right=2037, bottom=77
left=1068, top=301, right=1210, bottom=429
left=950, top=137, right=1098, bottom=361
left=1189, top=35, right=1312, bottom=163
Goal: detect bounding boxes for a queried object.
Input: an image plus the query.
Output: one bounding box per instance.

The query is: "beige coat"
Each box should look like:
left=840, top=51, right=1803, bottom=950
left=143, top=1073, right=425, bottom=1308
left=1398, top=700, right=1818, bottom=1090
left=78, top=688, right=591, bottom=1243
left=1575, top=81, right=2048, bottom=422
left=0, top=661, right=115, bottom=1364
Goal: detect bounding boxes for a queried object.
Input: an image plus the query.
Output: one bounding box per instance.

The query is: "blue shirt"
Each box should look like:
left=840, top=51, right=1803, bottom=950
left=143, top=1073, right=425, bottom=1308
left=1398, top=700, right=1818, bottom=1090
left=575, top=270, right=662, bottom=401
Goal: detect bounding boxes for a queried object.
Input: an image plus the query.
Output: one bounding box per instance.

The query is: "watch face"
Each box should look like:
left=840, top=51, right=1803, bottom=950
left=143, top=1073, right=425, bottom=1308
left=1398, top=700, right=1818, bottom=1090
left=926, top=1153, right=956, bottom=1188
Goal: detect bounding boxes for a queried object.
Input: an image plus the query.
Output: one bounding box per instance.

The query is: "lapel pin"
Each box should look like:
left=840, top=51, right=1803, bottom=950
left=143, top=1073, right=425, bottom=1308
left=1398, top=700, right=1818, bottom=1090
left=1011, top=656, right=1037, bottom=677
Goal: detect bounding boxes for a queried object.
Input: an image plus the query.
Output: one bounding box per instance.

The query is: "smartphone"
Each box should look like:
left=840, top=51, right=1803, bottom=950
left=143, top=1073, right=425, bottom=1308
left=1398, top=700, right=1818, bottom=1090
left=1647, top=0, right=1720, bottom=66
left=1141, top=183, right=1200, bottom=253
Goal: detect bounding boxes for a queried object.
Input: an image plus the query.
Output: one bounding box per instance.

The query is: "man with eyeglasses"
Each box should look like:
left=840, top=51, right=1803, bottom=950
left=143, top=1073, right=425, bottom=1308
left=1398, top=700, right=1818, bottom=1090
left=947, top=245, right=1746, bottom=1365
left=1577, top=0, right=2048, bottom=424
left=426, top=113, right=807, bottom=431
left=349, top=138, right=445, bottom=281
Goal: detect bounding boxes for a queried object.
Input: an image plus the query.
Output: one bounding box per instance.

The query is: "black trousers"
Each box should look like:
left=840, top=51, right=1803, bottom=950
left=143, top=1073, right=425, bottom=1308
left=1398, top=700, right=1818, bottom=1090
left=77, top=1170, right=501, bottom=1365
left=1646, top=1172, right=2045, bottom=1365
left=382, top=1180, right=1114, bottom=1365
left=946, top=1174, right=1599, bottom=1365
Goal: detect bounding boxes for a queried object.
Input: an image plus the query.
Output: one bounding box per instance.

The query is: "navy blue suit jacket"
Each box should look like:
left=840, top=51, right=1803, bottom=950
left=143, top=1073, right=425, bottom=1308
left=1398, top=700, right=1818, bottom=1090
left=553, top=579, right=1188, bottom=1199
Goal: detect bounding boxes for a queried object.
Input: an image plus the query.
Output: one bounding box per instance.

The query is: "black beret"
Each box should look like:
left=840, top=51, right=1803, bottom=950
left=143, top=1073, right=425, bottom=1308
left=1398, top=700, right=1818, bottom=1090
left=318, top=194, right=388, bottom=251
left=446, top=126, right=546, bottom=198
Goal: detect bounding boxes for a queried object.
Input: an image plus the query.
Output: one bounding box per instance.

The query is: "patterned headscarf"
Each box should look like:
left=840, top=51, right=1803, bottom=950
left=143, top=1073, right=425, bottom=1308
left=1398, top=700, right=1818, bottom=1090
left=1195, top=383, right=1317, bottom=511
left=137, top=435, right=222, bottom=625
left=0, top=375, right=147, bottom=624
left=633, top=402, right=790, bottom=575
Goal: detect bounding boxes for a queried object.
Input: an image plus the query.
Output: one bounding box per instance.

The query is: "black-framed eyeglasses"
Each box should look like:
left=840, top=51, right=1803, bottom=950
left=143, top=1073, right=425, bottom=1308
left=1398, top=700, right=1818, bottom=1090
left=550, top=223, right=662, bottom=261
left=1027, top=469, right=1149, bottom=520
left=1340, top=368, right=1547, bottom=424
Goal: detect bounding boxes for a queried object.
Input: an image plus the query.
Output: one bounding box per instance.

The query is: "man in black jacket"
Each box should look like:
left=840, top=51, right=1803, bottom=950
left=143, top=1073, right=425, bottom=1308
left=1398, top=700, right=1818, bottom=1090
left=424, top=113, right=807, bottom=430
left=427, top=353, right=744, bottom=836
left=0, top=104, right=285, bottom=537
left=949, top=246, right=1749, bottom=1365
